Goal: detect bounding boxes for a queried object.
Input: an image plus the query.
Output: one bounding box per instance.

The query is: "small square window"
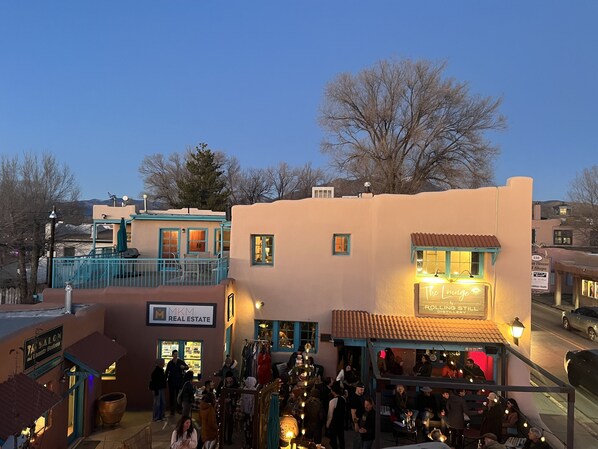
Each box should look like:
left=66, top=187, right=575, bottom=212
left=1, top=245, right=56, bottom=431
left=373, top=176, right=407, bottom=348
left=333, top=234, right=351, bottom=255
left=252, top=235, right=274, bottom=265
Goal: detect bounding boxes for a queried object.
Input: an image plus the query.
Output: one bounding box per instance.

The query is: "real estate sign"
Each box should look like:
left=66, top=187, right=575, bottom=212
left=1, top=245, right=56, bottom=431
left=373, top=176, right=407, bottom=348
left=147, top=302, right=216, bottom=327
left=531, top=254, right=551, bottom=291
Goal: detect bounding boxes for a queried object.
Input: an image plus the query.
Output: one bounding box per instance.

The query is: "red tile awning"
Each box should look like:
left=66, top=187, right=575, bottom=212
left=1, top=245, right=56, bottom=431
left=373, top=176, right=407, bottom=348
left=0, top=374, right=62, bottom=441
left=411, top=233, right=501, bottom=249
left=332, top=310, right=507, bottom=344
left=64, top=332, right=126, bottom=377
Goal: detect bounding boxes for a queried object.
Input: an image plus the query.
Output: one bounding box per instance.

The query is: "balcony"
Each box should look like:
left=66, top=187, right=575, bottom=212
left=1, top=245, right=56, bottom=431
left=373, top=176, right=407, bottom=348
left=51, top=255, right=229, bottom=289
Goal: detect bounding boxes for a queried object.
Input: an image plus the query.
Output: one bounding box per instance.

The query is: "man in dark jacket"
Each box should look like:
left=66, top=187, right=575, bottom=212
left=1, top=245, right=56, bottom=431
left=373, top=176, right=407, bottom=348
left=358, top=397, right=376, bottom=449
left=326, top=383, right=346, bottom=449
left=304, top=388, right=325, bottom=444
left=446, top=389, right=467, bottom=448
left=415, top=386, right=438, bottom=435
left=165, top=349, right=189, bottom=415
left=150, top=358, right=167, bottom=421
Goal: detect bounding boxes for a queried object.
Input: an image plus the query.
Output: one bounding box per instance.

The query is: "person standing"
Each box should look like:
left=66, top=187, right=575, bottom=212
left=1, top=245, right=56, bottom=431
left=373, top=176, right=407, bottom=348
left=349, top=382, right=366, bottom=449
left=446, top=389, right=467, bottom=448
left=151, top=358, right=167, bottom=421
left=166, top=350, right=189, bottom=416
left=257, top=344, right=272, bottom=385
left=199, top=394, right=218, bottom=449
left=326, top=383, right=346, bottom=449
left=479, top=392, right=504, bottom=441
left=170, top=415, right=198, bottom=449
left=179, top=371, right=196, bottom=419
left=304, top=388, right=325, bottom=444
left=358, top=397, right=376, bottom=449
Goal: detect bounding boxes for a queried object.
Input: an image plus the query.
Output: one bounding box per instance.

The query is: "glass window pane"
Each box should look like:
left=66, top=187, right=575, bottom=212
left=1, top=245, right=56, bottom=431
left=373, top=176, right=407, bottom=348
left=256, top=320, right=273, bottom=342
left=300, top=322, right=317, bottom=352
left=188, top=229, right=207, bottom=253
left=421, top=250, right=446, bottom=275
left=278, top=321, right=295, bottom=350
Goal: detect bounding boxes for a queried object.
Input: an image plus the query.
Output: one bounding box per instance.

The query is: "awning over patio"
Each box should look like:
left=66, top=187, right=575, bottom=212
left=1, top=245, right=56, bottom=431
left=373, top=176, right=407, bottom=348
left=0, top=374, right=62, bottom=442
left=331, top=310, right=507, bottom=344
left=64, top=332, right=127, bottom=377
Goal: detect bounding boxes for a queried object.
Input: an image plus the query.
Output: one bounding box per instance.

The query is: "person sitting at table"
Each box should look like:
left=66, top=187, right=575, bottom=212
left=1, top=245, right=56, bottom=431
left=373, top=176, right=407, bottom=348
left=480, top=432, right=506, bottom=449
left=392, top=384, right=415, bottom=423
left=441, top=361, right=459, bottom=378
left=502, top=398, right=521, bottom=437
left=413, top=354, right=433, bottom=377
left=523, top=427, right=551, bottom=449
left=463, top=358, right=486, bottom=381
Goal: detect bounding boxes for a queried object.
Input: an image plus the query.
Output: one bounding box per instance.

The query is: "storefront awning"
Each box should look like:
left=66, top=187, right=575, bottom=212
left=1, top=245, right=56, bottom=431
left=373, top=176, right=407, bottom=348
left=331, top=310, right=507, bottom=344
left=64, top=332, right=127, bottom=377
left=411, top=232, right=501, bottom=264
left=0, top=374, right=62, bottom=442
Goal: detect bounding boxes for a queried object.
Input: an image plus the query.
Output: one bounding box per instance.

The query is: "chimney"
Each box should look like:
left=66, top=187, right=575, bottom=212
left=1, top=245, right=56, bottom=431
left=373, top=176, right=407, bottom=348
left=533, top=203, right=542, bottom=220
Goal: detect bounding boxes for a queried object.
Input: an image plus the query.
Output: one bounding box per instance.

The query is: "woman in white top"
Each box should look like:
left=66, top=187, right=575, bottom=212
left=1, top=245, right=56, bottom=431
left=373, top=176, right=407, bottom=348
left=170, top=415, right=198, bottom=449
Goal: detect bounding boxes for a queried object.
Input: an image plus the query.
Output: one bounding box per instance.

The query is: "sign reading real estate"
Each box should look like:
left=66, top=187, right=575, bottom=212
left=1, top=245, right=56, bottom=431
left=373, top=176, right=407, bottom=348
left=147, top=302, right=216, bottom=327
left=416, top=283, right=487, bottom=318
left=24, top=326, right=63, bottom=370
left=531, top=254, right=551, bottom=291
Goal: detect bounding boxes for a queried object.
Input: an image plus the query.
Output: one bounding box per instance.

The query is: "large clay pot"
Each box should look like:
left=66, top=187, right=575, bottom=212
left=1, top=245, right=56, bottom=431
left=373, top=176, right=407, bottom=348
left=98, top=392, right=127, bottom=425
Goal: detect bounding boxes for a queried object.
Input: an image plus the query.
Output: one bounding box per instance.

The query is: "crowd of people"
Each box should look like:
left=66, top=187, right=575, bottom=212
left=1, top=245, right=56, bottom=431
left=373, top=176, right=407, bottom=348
left=148, top=347, right=551, bottom=449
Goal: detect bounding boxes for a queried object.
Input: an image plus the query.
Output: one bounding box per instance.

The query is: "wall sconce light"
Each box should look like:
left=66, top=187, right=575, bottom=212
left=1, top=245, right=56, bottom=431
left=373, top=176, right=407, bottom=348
left=510, top=317, right=525, bottom=345
left=101, top=214, right=107, bottom=219
left=181, top=228, right=186, bottom=233
left=255, top=301, right=265, bottom=310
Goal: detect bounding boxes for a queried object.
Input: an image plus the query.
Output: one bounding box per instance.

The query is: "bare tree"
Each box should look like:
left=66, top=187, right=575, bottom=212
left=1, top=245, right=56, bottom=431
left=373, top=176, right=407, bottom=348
left=293, top=162, right=329, bottom=199
left=0, top=153, right=79, bottom=302
left=267, top=162, right=299, bottom=200
left=568, top=165, right=598, bottom=246
left=221, top=155, right=243, bottom=205
left=138, top=152, right=188, bottom=207
left=237, top=168, right=273, bottom=204
left=320, top=59, right=505, bottom=194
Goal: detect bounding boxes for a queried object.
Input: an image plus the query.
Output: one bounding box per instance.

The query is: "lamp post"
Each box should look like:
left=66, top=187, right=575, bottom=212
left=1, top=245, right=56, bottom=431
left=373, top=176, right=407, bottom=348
left=47, top=206, right=57, bottom=288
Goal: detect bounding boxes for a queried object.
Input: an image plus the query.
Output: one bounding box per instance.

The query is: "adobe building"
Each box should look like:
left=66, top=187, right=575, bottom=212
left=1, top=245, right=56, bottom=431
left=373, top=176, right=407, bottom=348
left=42, top=204, right=236, bottom=412
left=228, top=177, right=534, bottom=388
left=0, top=302, right=125, bottom=448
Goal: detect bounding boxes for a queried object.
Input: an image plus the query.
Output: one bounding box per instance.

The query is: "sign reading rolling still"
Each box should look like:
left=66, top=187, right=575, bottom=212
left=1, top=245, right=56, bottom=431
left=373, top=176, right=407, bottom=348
left=415, top=282, right=487, bottom=318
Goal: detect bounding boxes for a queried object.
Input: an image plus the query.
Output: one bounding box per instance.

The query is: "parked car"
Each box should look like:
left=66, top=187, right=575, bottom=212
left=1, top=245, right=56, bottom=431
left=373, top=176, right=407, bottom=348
left=562, top=307, right=598, bottom=341
left=564, top=349, right=598, bottom=395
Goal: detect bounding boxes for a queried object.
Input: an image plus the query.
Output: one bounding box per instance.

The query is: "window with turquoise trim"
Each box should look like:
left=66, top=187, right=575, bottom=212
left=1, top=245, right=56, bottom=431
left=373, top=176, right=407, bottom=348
left=417, top=250, right=481, bottom=276
left=333, top=234, right=351, bottom=255
left=252, top=235, right=274, bottom=265
left=215, top=229, right=231, bottom=254
left=188, top=228, right=207, bottom=253
left=255, top=320, right=318, bottom=352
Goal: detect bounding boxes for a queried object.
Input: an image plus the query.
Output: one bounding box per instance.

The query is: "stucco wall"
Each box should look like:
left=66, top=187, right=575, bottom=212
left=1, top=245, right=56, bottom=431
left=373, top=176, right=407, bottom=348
left=228, top=177, right=533, bottom=377
left=43, top=282, right=231, bottom=409
left=0, top=303, right=105, bottom=448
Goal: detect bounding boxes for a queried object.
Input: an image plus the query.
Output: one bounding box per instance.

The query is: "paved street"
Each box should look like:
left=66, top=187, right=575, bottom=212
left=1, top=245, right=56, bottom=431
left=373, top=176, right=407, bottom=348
left=531, top=296, right=598, bottom=448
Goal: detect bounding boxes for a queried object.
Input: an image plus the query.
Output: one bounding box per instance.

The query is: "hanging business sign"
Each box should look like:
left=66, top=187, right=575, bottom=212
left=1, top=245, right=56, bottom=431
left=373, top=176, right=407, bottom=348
left=415, top=283, right=487, bottom=318
left=24, top=326, right=63, bottom=370
left=147, top=302, right=216, bottom=327
left=531, top=255, right=551, bottom=291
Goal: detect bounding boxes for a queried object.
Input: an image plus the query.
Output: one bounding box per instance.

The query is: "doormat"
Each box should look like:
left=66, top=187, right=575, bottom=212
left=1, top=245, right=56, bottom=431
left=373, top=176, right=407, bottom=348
left=76, top=441, right=101, bottom=449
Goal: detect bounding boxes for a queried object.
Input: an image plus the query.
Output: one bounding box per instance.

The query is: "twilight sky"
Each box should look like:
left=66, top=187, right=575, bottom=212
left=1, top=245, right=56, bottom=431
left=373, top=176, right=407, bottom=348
left=0, top=1, right=595, bottom=201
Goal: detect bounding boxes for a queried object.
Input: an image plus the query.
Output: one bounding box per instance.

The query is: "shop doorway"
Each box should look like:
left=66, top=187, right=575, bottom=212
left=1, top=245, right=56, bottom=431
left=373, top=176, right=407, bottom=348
left=66, top=366, right=83, bottom=444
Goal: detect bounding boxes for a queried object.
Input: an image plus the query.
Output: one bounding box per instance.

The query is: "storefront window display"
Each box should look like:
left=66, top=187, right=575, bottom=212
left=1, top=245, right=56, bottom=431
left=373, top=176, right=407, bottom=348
left=582, top=279, right=598, bottom=299
left=255, top=320, right=318, bottom=352
left=159, top=340, right=203, bottom=375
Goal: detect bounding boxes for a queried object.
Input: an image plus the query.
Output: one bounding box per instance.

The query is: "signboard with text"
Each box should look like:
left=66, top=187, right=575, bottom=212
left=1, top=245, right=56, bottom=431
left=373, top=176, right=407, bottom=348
left=531, top=255, right=551, bottom=291
left=147, top=302, right=216, bottom=327
left=416, top=283, right=487, bottom=318
left=24, top=326, right=63, bottom=370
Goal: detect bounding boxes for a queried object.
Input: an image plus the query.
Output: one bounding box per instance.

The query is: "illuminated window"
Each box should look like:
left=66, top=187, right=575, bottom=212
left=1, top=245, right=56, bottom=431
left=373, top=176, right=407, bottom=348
left=417, top=250, right=481, bottom=277
left=333, top=234, right=351, bottom=255
left=188, top=229, right=207, bottom=253
left=554, top=230, right=572, bottom=245
left=252, top=235, right=274, bottom=265
left=255, top=320, right=318, bottom=352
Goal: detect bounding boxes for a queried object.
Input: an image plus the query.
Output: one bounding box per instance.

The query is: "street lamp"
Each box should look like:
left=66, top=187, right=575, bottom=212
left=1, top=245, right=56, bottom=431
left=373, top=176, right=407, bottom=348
left=47, top=206, right=57, bottom=288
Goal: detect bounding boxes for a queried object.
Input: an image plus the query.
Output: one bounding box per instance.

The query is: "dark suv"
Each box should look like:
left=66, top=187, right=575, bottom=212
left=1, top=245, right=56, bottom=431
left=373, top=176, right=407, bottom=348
left=564, top=349, right=598, bottom=395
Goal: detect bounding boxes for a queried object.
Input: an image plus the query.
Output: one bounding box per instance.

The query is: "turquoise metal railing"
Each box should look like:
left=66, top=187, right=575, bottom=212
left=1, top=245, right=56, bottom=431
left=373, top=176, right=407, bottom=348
left=51, top=256, right=229, bottom=289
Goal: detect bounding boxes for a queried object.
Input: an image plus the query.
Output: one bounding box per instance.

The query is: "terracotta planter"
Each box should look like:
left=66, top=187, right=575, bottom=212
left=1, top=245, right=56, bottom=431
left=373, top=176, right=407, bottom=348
left=97, top=392, right=127, bottom=425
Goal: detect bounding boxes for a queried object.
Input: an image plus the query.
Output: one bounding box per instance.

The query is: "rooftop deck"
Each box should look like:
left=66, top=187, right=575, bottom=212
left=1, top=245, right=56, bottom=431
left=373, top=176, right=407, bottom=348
left=51, top=255, right=229, bottom=289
